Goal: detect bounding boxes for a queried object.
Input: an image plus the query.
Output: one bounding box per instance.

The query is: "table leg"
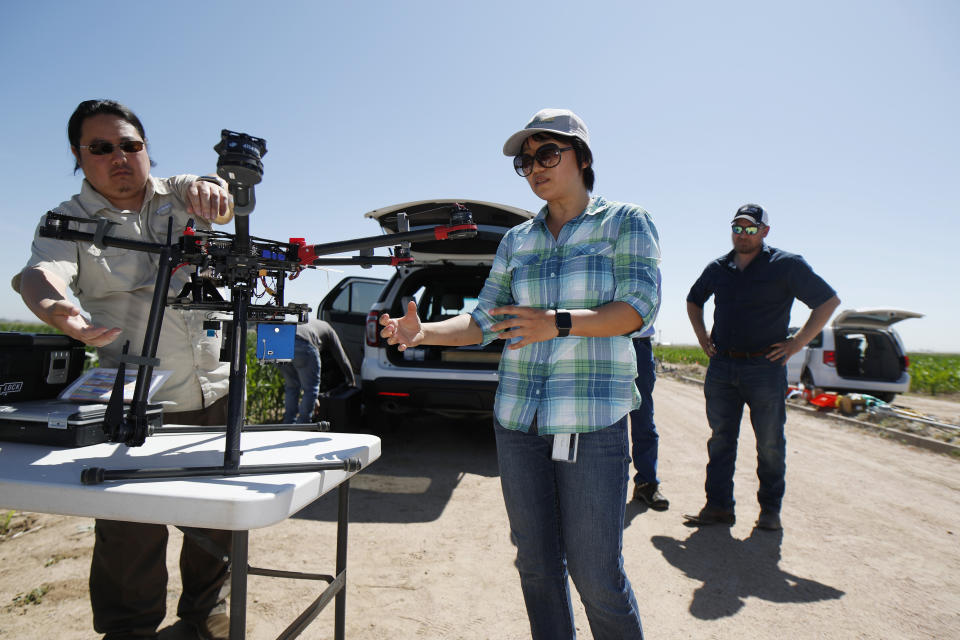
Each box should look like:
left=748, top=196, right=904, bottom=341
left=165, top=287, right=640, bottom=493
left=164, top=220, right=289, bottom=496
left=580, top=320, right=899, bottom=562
left=230, top=530, right=249, bottom=640
left=335, top=480, right=350, bottom=640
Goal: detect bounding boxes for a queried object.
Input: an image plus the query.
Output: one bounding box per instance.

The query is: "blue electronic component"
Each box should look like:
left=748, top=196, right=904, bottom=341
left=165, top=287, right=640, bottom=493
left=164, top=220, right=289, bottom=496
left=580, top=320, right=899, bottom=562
left=256, top=323, right=295, bottom=361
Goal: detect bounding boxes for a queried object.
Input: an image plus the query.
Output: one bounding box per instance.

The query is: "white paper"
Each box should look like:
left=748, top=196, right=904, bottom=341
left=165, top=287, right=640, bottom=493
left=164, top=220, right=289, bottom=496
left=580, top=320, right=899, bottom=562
left=57, top=368, right=172, bottom=403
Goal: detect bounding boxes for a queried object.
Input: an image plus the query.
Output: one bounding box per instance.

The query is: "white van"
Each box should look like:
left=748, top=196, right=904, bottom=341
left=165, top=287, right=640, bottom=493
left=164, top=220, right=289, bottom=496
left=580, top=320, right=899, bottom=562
left=785, top=308, right=923, bottom=402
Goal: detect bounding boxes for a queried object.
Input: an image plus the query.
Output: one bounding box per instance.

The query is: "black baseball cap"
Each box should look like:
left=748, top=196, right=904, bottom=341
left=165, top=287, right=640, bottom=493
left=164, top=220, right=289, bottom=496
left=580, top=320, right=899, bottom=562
left=732, top=203, right=769, bottom=226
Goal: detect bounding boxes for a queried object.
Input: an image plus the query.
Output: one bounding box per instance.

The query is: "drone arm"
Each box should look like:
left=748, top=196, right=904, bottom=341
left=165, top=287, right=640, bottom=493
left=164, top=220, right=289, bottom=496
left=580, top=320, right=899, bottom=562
left=295, top=222, right=478, bottom=266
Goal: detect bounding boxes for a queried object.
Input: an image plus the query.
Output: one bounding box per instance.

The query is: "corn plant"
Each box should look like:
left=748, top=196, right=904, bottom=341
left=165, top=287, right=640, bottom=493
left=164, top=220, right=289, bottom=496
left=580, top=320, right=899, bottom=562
left=908, top=354, right=960, bottom=395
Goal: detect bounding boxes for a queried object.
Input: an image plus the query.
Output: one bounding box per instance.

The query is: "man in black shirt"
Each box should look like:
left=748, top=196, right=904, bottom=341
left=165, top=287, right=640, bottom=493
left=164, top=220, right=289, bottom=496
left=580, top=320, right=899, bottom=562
left=685, top=204, right=839, bottom=530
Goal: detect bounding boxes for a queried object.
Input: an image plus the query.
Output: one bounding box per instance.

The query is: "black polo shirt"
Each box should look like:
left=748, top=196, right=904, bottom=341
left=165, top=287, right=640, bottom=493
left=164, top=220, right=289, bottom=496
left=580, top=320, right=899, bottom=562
left=687, top=245, right=836, bottom=353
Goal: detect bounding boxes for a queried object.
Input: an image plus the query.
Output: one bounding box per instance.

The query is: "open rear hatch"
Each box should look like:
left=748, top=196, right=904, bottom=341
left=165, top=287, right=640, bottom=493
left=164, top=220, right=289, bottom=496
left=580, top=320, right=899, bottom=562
left=365, top=199, right=533, bottom=264
left=384, top=264, right=505, bottom=370
left=831, top=309, right=922, bottom=382
left=366, top=199, right=533, bottom=371
left=832, top=308, right=924, bottom=329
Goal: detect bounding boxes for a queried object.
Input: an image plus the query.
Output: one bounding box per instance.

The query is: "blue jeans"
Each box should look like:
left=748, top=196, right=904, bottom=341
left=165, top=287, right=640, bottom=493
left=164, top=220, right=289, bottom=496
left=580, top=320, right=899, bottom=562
left=703, top=356, right=788, bottom=512
left=494, top=416, right=644, bottom=640
left=629, top=338, right=659, bottom=485
left=278, top=337, right=321, bottom=424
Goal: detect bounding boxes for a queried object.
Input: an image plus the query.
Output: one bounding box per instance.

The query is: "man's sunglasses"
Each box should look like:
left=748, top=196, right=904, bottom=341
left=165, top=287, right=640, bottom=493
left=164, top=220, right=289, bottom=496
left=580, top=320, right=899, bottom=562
left=731, top=224, right=761, bottom=235
left=513, top=144, right=573, bottom=177
left=77, top=140, right=145, bottom=155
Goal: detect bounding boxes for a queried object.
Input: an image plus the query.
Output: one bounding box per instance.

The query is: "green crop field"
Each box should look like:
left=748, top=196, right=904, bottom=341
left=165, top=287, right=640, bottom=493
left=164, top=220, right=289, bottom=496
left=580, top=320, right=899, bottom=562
left=653, top=344, right=709, bottom=367
left=907, top=353, right=960, bottom=395
left=0, top=321, right=60, bottom=334
left=652, top=343, right=959, bottom=396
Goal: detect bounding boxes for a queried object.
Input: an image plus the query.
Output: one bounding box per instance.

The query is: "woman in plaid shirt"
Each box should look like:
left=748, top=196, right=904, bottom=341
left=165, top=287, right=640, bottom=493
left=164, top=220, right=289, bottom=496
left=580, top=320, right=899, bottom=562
left=381, top=108, right=659, bottom=639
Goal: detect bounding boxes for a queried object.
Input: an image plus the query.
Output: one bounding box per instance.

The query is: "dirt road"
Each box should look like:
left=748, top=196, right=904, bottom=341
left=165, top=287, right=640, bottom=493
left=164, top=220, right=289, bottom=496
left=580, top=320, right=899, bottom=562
left=1, top=376, right=958, bottom=639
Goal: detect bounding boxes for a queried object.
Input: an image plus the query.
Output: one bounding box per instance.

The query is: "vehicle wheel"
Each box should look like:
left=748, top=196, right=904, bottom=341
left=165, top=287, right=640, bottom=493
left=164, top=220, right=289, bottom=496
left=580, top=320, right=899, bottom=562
left=873, top=392, right=896, bottom=403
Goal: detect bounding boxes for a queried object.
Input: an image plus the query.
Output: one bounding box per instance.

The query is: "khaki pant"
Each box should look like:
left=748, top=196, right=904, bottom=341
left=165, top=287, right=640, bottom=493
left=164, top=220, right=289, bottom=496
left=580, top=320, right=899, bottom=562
left=90, top=397, right=231, bottom=638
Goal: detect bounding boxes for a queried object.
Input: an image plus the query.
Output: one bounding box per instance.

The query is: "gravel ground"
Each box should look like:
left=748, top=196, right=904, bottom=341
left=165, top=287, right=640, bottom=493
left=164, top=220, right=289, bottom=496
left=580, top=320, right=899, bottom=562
left=1, top=376, right=958, bottom=639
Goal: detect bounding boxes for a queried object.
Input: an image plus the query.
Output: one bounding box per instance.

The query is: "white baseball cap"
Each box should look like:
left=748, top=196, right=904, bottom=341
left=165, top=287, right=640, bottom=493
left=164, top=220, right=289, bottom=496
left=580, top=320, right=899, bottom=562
left=502, top=108, right=591, bottom=156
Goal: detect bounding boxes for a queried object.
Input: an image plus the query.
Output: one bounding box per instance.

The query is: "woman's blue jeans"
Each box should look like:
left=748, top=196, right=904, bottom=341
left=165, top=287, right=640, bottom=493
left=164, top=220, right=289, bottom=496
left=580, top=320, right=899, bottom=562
left=703, top=356, right=788, bottom=512
left=494, top=416, right=644, bottom=640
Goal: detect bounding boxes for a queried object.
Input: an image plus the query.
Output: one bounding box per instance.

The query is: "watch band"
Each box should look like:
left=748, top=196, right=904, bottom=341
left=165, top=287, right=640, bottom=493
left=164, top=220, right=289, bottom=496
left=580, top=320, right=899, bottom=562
left=555, top=309, right=572, bottom=338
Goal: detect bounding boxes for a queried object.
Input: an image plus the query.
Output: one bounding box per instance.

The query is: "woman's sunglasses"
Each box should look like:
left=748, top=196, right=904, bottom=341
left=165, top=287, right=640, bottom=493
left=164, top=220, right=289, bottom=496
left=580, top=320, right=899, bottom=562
left=77, top=140, right=145, bottom=155
left=731, top=224, right=761, bottom=235
left=513, top=144, right=573, bottom=177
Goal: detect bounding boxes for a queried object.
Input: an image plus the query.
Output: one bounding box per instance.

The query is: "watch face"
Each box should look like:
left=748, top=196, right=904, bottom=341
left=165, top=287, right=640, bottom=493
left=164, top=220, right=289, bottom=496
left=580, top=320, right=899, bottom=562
left=556, top=311, right=572, bottom=336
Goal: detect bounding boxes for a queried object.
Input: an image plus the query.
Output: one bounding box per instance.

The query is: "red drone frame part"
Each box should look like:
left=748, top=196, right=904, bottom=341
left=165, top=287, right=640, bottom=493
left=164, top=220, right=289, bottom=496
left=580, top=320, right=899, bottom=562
left=290, top=219, right=477, bottom=267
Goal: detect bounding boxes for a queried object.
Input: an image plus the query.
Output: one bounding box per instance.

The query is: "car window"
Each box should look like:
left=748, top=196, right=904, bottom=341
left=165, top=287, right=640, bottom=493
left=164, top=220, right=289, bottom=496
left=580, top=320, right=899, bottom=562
left=331, top=280, right=384, bottom=313
left=425, top=291, right=479, bottom=321
left=460, top=297, right=479, bottom=315
left=431, top=295, right=477, bottom=315
left=808, top=332, right=823, bottom=348
left=399, top=286, right=427, bottom=319
left=395, top=266, right=489, bottom=320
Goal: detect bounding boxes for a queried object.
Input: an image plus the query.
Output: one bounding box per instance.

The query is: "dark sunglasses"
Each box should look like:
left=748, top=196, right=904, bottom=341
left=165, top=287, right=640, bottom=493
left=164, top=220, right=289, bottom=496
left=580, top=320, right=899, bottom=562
left=513, top=144, right=573, bottom=177
left=77, top=140, right=145, bottom=155
left=731, top=224, right=761, bottom=235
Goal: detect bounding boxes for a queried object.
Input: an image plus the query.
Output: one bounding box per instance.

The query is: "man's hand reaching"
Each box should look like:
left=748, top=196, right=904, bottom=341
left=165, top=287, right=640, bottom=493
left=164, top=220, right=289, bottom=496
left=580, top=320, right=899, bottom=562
left=41, top=298, right=121, bottom=347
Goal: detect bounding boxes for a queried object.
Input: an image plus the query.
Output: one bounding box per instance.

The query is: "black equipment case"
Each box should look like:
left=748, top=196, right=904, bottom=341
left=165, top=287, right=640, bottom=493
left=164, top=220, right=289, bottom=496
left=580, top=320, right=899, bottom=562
left=0, top=331, right=149, bottom=448
left=0, top=332, right=86, bottom=402
left=315, top=385, right=361, bottom=432
left=0, top=400, right=163, bottom=447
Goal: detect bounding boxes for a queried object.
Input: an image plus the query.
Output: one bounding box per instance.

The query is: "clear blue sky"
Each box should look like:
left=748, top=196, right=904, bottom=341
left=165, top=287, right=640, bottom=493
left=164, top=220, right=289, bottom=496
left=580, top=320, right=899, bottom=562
left=1, top=0, right=957, bottom=351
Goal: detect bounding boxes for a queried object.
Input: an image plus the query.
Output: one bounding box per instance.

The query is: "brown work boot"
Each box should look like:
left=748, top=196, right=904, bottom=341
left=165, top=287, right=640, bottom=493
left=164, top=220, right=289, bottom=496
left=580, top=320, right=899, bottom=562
left=188, top=613, right=229, bottom=640
left=633, top=482, right=670, bottom=511
left=682, top=504, right=735, bottom=527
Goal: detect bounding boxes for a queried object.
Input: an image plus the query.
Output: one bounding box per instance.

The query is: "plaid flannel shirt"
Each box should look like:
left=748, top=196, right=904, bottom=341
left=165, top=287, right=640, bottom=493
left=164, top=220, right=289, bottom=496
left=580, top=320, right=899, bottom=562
left=470, top=196, right=660, bottom=434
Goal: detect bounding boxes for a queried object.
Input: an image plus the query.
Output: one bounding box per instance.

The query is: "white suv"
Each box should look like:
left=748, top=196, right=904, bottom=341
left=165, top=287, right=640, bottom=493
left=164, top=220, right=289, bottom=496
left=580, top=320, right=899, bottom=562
left=318, top=199, right=533, bottom=428
left=785, top=308, right=923, bottom=402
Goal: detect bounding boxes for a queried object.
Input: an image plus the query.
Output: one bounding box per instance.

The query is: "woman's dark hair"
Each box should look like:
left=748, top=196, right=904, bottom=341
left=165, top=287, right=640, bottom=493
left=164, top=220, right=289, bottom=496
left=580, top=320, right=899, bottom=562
left=527, top=132, right=595, bottom=192
left=68, top=99, right=154, bottom=173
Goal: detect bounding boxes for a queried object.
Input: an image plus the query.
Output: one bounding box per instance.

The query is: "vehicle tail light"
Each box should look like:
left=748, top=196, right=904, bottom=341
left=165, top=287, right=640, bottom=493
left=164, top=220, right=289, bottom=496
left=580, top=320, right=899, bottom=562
left=365, top=310, right=381, bottom=347
left=822, top=350, right=836, bottom=366
left=902, top=355, right=910, bottom=370
left=377, top=391, right=410, bottom=397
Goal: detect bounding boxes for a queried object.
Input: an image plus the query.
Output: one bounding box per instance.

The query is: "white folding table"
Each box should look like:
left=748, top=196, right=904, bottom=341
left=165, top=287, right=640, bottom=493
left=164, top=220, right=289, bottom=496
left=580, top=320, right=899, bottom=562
left=0, top=429, right=381, bottom=639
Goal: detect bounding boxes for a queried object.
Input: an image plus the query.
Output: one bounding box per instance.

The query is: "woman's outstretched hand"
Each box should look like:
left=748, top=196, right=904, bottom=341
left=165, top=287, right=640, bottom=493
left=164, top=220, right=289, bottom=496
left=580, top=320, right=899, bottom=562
left=379, top=300, right=425, bottom=351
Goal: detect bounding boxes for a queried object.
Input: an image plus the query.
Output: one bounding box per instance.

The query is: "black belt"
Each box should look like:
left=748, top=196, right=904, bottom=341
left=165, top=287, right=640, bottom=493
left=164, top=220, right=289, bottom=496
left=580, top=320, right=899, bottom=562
left=721, top=347, right=771, bottom=358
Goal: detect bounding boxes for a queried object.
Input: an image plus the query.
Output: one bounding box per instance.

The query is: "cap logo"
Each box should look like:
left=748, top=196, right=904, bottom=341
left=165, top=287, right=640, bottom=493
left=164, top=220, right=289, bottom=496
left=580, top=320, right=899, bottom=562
left=531, top=116, right=556, bottom=125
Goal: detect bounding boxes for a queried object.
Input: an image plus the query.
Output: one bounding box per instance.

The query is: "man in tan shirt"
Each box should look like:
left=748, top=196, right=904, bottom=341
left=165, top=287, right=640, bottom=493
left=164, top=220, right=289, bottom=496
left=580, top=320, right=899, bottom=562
left=13, top=99, right=234, bottom=640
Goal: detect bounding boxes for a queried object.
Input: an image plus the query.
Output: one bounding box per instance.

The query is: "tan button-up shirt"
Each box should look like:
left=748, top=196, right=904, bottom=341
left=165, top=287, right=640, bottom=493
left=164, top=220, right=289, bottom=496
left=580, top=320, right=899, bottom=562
left=21, top=176, right=229, bottom=411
